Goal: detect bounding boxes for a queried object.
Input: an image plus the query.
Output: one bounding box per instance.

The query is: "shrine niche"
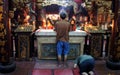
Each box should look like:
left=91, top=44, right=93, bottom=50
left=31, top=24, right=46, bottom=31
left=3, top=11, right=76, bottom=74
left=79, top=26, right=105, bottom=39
left=8, top=0, right=115, bottom=60
left=36, top=0, right=75, bottom=29
left=9, top=0, right=114, bottom=32
left=8, top=0, right=36, bottom=28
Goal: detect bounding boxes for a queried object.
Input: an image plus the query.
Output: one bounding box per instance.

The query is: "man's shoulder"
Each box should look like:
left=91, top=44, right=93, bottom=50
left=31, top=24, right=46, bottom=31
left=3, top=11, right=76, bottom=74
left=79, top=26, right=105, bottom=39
left=63, top=20, right=70, bottom=25
left=55, top=21, right=60, bottom=24
left=57, top=20, right=70, bottom=24
left=80, top=54, right=93, bottom=58
left=55, top=20, right=63, bottom=24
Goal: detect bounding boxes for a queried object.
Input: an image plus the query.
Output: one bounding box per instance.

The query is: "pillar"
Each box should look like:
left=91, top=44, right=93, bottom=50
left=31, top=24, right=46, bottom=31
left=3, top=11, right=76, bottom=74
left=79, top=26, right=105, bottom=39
left=0, top=0, right=16, bottom=73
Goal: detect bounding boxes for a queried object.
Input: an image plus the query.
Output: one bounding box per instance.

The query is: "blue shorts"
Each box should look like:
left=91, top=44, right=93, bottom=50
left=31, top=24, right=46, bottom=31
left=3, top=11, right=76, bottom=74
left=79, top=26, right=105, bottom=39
left=57, top=41, right=70, bottom=55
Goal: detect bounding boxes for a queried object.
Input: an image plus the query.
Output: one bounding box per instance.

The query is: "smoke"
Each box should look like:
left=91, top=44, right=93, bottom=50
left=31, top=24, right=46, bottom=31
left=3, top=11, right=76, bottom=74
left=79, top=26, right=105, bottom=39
left=59, top=7, right=67, bottom=16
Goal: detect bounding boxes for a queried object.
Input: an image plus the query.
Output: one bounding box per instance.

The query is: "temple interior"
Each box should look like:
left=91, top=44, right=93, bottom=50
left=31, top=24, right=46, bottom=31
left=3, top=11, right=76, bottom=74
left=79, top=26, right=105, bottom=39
left=0, top=0, right=120, bottom=75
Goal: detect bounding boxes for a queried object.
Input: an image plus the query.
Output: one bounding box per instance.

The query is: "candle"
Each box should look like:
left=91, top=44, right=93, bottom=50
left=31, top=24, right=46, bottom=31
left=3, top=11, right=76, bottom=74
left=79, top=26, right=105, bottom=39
left=111, top=19, right=114, bottom=30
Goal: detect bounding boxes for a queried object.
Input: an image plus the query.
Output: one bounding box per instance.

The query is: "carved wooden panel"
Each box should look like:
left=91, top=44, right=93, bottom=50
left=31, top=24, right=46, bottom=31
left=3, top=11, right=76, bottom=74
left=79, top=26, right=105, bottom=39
left=40, top=43, right=80, bottom=59
left=18, top=35, right=30, bottom=59
left=37, top=36, right=85, bottom=59
left=89, top=34, right=103, bottom=58
left=15, top=32, right=34, bottom=60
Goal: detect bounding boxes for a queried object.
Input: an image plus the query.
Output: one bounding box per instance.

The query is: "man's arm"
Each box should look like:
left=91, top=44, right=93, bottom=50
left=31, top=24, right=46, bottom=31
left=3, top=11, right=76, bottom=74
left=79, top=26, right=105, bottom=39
left=74, top=56, right=80, bottom=68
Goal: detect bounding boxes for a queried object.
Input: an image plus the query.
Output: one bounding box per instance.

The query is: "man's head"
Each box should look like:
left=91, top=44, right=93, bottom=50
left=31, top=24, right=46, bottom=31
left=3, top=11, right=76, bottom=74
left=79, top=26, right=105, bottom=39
left=60, top=12, right=67, bottom=20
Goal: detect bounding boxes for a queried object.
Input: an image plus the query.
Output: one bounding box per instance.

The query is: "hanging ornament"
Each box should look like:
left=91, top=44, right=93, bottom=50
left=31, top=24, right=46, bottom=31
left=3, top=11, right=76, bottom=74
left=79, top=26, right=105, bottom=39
left=74, top=0, right=83, bottom=4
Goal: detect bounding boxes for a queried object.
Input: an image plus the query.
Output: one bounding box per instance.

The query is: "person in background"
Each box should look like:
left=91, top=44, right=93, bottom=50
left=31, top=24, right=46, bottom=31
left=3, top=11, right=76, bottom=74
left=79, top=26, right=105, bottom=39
left=74, top=54, right=95, bottom=75
left=54, top=11, right=71, bottom=68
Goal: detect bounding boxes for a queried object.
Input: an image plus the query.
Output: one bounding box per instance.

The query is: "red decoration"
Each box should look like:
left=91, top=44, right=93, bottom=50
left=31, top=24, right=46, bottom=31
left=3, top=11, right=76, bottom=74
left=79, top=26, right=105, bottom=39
left=74, top=0, right=83, bottom=4
left=54, top=69, right=73, bottom=75
left=32, top=69, right=52, bottom=75
left=73, top=68, right=80, bottom=75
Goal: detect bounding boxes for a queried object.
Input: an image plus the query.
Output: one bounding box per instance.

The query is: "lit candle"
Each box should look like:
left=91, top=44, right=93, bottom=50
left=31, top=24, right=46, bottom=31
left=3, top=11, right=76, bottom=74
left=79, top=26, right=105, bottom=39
left=104, top=23, right=108, bottom=30
left=111, top=19, right=114, bottom=30
left=79, top=16, right=82, bottom=22
left=84, top=16, right=88, bottom=22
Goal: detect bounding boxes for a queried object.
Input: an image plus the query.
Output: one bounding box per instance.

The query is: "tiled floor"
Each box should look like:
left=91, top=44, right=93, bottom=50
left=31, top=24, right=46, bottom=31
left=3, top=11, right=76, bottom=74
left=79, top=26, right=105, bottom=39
left=0, top=58, right=120, bottom=75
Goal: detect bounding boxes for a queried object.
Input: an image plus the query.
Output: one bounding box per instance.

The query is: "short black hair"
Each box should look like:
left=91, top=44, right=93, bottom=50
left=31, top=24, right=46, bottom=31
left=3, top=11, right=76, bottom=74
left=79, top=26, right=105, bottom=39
left=60, top=12, right=66, bottom=19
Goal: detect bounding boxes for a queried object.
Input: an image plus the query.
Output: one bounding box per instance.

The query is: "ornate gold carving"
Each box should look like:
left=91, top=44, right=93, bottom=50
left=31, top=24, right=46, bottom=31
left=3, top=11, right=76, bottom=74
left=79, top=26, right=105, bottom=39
left=15, top=25, right=34, bottom=32
left=0, top=47, right=8, bottom=63
left=0, top=31, right=6, bottom=39
left=0, top=6, right=3, bottom=11
left=37, top=36, right=85, bottom=59
left=0, top=40, right=5, bottom=46
left=0, top=23, right=6, bottom=39
left=0, top=14, right=3, bottom=22
left=0, top=23, right=4, bottom=30
left=18, top=35, right=30, bottom=59
left=0, top=47, right=6, bottom=54
left=21, top=46, right=27, bottom=58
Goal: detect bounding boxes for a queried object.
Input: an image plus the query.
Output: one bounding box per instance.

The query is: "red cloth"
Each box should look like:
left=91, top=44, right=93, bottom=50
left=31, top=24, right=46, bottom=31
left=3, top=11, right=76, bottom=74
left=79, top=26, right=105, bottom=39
left=73, top=68, right=80, bottom=75
left=32, top=68, right=81, bottom=75
left=54, top=69, right=73, bottom=75
left=32, top=69, right=52, bottom=75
